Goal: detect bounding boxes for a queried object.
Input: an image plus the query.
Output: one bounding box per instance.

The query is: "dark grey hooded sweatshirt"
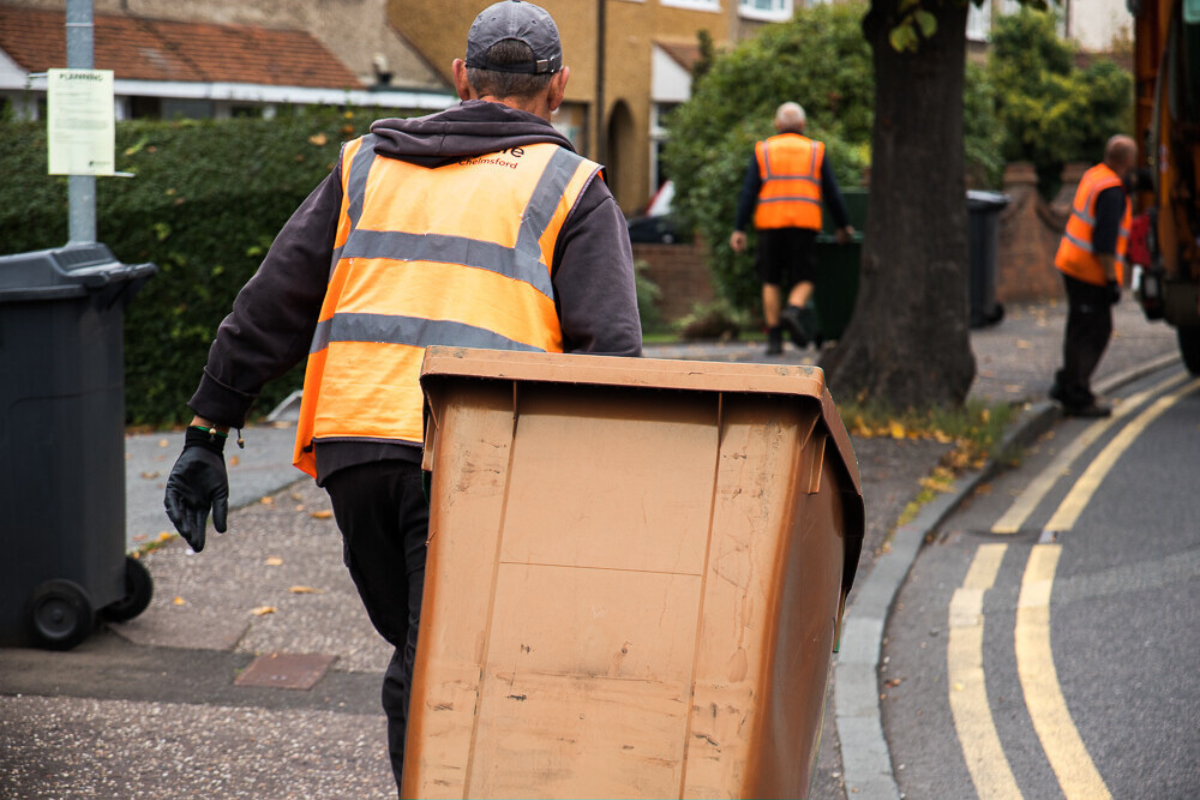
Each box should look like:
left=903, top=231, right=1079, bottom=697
left=188, top=100, right=643, bottom=483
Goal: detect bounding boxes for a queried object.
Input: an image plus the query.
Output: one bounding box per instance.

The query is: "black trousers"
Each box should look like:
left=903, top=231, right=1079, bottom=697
left=1055, top=273, right=1114, bottom=408
left=325, top=460, right=429, bottom=796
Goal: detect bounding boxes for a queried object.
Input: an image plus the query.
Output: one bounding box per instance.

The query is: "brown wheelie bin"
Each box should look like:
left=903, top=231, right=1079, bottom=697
left=407, top=348, right=864, bottom=799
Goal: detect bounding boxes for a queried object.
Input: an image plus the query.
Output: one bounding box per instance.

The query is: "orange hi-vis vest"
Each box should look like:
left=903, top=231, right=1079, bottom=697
left=753, top=133, right=825, bottom=230
left=1055, top=162, right=1132, bottom=287
left=293, top=135, right=602, bottom=477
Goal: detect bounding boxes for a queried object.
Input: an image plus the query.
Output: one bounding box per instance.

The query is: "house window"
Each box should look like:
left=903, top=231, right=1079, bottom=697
left=660, top=0, right=721, bottom=12
left=739, top=0, right=792, bottom=21
left=650, top=102, right=680, bottom=194
left=967, top=0, right=991, bottom=41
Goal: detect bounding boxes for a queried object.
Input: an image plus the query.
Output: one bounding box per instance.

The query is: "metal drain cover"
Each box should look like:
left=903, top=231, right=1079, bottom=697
left=234, top=652, right=336, bottom=690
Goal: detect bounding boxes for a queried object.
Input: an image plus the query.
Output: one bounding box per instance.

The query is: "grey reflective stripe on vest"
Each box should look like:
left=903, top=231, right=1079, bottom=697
left=1063, top=230, right=1094, bottom=253
left=332, top=144, right=586, bottom=300
left=338, top=229, right=553, bottom=297
left=329, top=134, right=379, bottom=273
left=311, top=312, right=544, bottom=355
left=762, top=141, right=819, bottom=183
left=758, top=195, right=822, bottom=206
left=1064, top=230, right=1130, bottom=262
left=517, top=147, right=585, bottom=260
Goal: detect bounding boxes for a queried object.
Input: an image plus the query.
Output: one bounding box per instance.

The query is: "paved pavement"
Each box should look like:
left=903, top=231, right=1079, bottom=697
left=0, top=298, right=1181, bottom=799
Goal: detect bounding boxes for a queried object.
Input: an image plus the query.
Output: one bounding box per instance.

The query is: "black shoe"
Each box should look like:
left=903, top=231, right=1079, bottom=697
left=781, top=305, right=809, bottom=348
left=1063, top=402, right=1112, bottom=418
left=1048, top=383, right=1065, bottom=404
left=765, top=327, right=783, bottom=356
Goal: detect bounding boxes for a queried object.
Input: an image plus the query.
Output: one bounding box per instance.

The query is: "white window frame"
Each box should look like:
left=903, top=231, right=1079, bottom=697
left=738, top=0, right=792, bottom=22
left=966, top=0, right=991, bottom=42
left=660, top=0, right=722, bottom=13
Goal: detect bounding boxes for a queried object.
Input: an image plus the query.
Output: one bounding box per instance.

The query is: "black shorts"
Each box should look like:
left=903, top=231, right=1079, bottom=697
left=755, top=228, right=818, bottom=286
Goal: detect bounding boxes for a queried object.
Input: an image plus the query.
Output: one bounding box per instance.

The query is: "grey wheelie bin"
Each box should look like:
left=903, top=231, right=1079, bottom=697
left=0, top=244, right=156, bottom=650
left=967, top=190, right=1010, bottom=329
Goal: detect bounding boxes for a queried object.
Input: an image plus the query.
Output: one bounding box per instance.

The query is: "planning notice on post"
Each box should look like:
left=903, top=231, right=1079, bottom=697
left=47, top=69, right=115, bottom=177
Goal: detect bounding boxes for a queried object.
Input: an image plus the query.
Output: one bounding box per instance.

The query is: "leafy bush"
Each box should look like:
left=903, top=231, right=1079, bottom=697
left=963, top=61, right=1005, bottom=189
left=988, top=7, right=1133, bottom=197
left=634, top=260, right=666, bottom=334
left=0, top=109, right=403, bottom=427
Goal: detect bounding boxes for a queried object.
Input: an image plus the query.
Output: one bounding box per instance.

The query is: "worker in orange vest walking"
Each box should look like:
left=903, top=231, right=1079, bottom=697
left=162, top=1, right=641, bottom=793
left=1049, top=135, right=1137, bottom=417
left=730, top=102, right=854, bottom=355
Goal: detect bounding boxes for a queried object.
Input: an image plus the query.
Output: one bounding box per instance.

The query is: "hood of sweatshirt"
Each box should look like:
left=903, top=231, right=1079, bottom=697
left=369, top=100, right=576, bottom=168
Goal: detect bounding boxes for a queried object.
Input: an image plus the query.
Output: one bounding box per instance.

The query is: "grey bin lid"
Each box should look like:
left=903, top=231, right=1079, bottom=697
left=0, top=244, right=157, bottom=303
left=967, top=190, right=1011, bottom=211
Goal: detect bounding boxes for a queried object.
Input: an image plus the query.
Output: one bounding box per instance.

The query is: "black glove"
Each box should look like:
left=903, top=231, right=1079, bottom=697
left=1107, top=280, right=1121, bottom=305
left=164, top=427, right=229, bottom=552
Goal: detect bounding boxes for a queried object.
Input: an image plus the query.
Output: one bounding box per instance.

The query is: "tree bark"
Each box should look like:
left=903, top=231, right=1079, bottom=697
left=821, top=0, right=975, bottom=409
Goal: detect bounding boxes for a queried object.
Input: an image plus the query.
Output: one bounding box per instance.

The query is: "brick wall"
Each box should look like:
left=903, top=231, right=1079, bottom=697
left=995, top=161, right=1085, bottom=305
left=632, top=240, right=716, bottom=322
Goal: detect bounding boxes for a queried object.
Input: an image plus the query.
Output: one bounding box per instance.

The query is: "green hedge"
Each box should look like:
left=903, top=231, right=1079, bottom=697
left=0, top=109, right=406, bottom=427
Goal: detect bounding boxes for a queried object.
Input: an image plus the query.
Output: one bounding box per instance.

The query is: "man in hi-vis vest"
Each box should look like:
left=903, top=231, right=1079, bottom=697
left=163, top=1, right=641, bottom=791
left=730, top=102, right=854, bottom=355
left=1050, top=135, right=1137, bottom=417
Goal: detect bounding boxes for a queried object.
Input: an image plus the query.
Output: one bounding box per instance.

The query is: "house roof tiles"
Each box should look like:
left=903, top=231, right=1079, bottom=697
left=0, top=5, right=361, bottom=88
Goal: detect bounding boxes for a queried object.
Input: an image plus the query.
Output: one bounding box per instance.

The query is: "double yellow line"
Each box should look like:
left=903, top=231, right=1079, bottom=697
left=949, top=373, right=1199, bottom=798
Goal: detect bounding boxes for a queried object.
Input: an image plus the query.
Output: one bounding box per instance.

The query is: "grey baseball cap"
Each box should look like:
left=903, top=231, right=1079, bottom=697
left=465, top=1, right=563, bottom=75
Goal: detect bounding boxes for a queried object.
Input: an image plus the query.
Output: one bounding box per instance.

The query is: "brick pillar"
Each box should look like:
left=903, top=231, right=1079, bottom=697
left=996, top=161, right=1065, bottom=304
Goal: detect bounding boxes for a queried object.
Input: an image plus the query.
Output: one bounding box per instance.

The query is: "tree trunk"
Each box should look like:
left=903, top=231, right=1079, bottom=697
left=821, top=0, right=975, bottom=409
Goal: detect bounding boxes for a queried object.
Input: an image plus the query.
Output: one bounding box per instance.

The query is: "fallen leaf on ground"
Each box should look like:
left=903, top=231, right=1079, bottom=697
left=173, top=596, right=186, bottom=605
left=265, top=556, right=284, bottom=566
left=1016, top=339, right=1032, bottom=349
left=294, top=505, right=306, bottom=512
left=132, top=534, right=147, bottom=542
left=125, top=453, right=133, bottom=460
left=159, top=439, right=169, bottom=448
left=228, top=455, right=240, bottom=467
left=311, top=510, right=333, bottom=519
left=158, top=531, right=173, bottom=541
left=888, top=420, right=906, bottom=440
left=251, top=606, right=276, bottom=616
left=290, top=492, right=304, bottom=501
left=261, top=496, right=274, bottom=505
left=140, top=471, right=160, bottom=480
left=289, top=586, right=324, bottom=594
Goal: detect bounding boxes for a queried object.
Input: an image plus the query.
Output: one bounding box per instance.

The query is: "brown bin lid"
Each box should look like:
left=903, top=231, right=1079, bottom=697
left=420, top=346, right=861, bottom=496
left=420, top=345, right=866, bottom=645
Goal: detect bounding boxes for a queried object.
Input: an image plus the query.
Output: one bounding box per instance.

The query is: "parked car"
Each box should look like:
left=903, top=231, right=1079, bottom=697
left=626, top=181, right=691, bottom=244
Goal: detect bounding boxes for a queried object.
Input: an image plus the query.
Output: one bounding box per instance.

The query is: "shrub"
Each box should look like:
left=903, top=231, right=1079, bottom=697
left=988, top=7, right=1133, bottom=197
left=0, top=109, right=404, bottom=426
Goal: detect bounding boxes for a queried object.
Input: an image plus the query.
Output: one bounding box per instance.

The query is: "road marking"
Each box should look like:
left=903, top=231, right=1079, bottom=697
left=1016, top=544, right=1111, bottom=800
left=1045, top=378, right=1200, bottom=532
left=992, top=372, right=1188, bottom=534
left=947, top=543, right=1022, bottom=799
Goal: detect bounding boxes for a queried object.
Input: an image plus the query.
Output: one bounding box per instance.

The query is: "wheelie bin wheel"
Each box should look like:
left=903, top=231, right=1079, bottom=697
left=28, top=579, right=94, bottom=650
left=100, top=556, right=154, bottom=623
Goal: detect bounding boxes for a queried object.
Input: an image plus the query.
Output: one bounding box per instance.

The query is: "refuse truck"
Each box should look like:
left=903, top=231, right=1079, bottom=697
left=1131, top=0, right=1200, bottom=373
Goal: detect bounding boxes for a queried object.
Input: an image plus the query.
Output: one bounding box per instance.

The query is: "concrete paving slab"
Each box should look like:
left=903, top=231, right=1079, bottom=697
left=107, top=603, right=249, bottom=651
